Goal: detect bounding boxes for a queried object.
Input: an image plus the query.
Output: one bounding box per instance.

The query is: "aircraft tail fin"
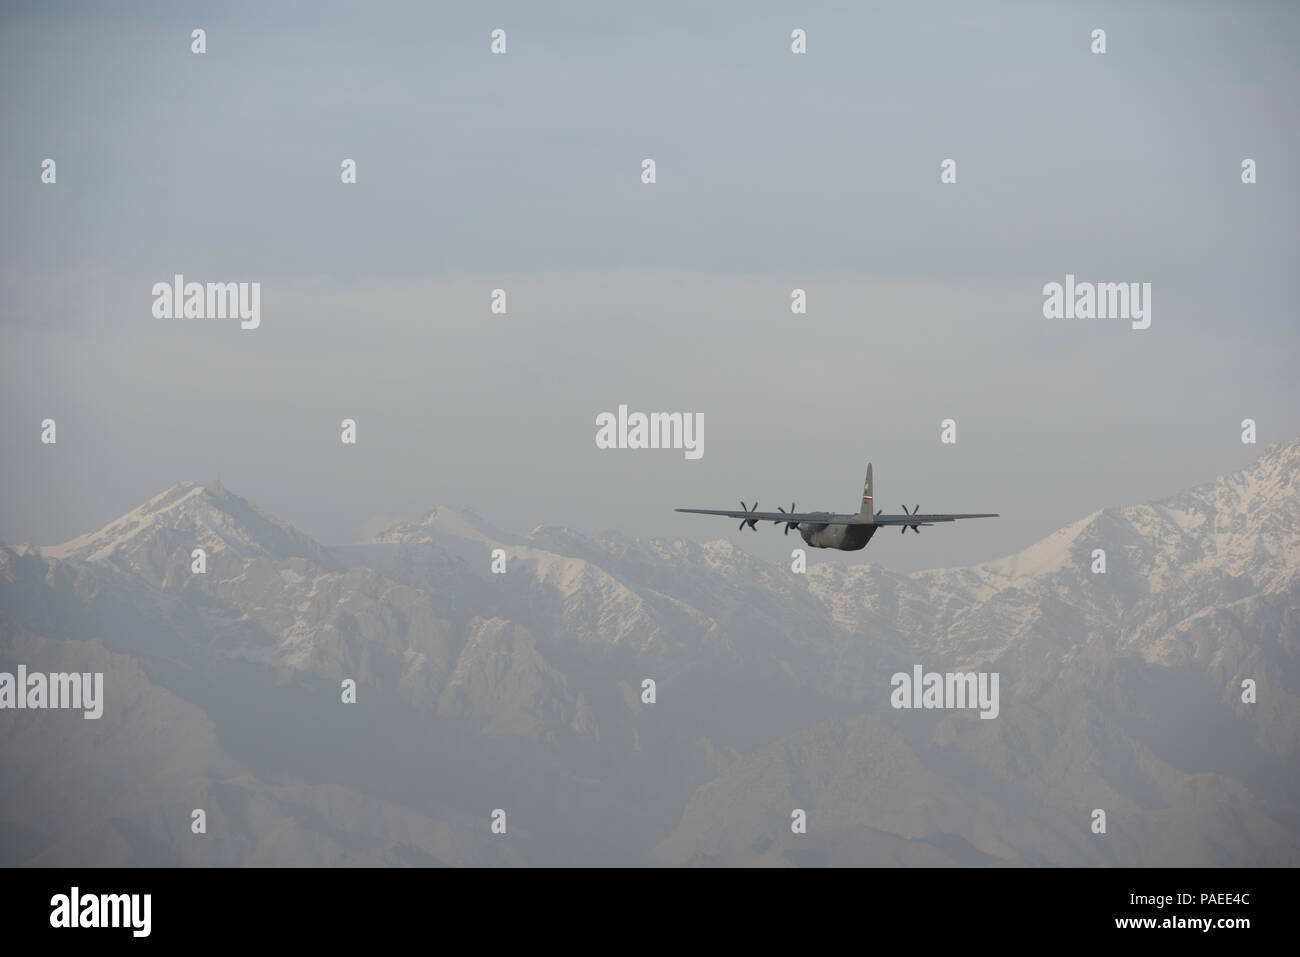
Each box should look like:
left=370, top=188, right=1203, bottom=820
left=859, top=463, right=875, bottom=522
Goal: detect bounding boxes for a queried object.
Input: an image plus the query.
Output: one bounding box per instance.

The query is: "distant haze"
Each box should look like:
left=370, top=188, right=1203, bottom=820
left=2, top=1, right=1298, bottom=573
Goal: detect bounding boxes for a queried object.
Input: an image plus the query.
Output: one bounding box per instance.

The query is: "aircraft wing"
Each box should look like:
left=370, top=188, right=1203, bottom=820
left=676, top=508, right=999, bottom=526
left=872, top=513, right=999, bottom=525
left=675, top=508, right=856, bottom=524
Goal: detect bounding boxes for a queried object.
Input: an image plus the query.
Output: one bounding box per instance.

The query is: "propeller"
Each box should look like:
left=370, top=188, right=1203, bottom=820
left=775, top=502, right=799, bottom=535
left=738, top=501, right=759, bottom=531
left=901, top=504, right=921, bottom=534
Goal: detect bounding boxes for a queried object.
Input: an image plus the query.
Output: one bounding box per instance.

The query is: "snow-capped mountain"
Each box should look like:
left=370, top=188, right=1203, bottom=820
left=40, top=480, right=343, bottom=585
left=1, top=441, right=1297, bottom=865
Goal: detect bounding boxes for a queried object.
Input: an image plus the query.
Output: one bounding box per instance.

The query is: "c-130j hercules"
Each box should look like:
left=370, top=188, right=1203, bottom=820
left=676, top=463, right=998, bottom=551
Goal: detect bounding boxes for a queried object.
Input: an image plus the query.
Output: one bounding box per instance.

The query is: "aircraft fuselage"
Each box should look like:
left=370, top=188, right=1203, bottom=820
left=799, top=520, right=878, bottom=551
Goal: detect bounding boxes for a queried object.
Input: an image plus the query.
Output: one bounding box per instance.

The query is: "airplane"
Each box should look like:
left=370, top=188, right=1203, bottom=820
left=675, top=463, right=998, bottom=551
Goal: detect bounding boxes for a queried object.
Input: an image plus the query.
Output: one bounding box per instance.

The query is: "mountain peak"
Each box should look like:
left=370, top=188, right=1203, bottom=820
left=372, top=506, right=512, bottom=546
left=946, top=437, right=1300, bottom=599
left=42, top=481, right=340, bottom=574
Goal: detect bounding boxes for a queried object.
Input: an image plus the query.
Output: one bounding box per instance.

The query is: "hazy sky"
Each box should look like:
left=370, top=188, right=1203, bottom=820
left=3, top=0, right=1298, bottom=572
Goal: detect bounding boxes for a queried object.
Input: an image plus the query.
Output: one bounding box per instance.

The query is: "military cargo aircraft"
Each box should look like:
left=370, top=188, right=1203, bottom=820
left=676, top=463, right=997, bottom=551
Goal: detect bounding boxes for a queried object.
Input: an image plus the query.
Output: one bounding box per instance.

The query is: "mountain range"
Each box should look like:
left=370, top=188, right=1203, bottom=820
left=1, top=441, right=1297, bottom=865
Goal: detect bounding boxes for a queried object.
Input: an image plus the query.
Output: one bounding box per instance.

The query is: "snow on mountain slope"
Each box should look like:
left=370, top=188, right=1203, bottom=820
left=41, top=481, right=342, bottom=584
left=2, top=440, right=1296, bottom=865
